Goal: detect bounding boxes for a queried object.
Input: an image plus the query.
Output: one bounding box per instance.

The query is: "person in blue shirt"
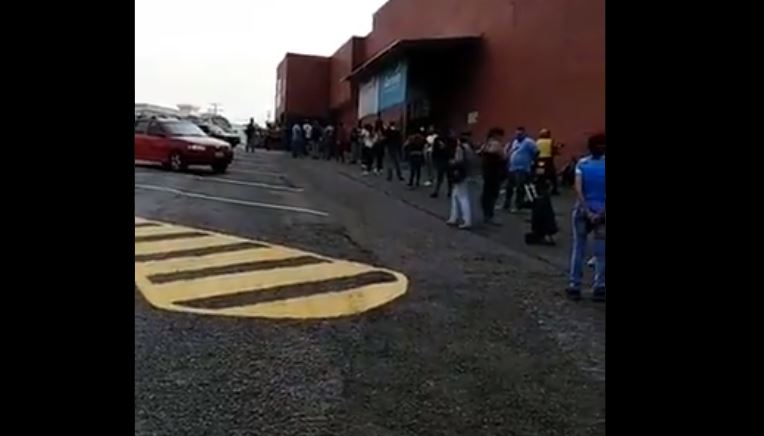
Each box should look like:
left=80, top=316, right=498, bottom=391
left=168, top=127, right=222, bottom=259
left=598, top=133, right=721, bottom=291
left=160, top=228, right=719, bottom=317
left=566, top=132, right=606, bottom=302
left=503, top=127, right=538, bottom=212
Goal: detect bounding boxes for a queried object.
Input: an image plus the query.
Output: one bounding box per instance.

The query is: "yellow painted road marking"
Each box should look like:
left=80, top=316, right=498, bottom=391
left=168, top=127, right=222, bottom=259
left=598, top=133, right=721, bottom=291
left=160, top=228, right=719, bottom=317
left=135, top=235, right=240, bottom=256
left=152, top=261, right=373, bottom=305
left=134, top=217, right=408, bottom=319
left=222, top=279, right=409, bottom=319
left=134, top=225, right=197, bottom=237
left=138, top=247, right=295, bottom=276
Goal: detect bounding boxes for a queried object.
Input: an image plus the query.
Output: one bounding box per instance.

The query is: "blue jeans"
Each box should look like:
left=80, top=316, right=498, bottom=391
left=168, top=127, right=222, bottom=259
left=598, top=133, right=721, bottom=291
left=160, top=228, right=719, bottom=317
left=569, top=208, right=606, bottom=289
left=504, top=169, right=530, bottom=209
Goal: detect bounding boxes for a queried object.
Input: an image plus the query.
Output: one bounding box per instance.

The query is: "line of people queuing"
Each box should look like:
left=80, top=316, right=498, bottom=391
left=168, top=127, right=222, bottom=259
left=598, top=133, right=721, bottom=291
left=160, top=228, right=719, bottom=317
left=288, top=119, right=606, bottom=301
left=289, top=119, right=349, bottom=161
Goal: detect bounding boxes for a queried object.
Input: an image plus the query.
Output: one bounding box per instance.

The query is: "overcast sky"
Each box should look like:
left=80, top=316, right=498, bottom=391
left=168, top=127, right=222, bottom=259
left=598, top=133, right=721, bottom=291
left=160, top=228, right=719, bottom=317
left=135, top=0, right=387, bottom=125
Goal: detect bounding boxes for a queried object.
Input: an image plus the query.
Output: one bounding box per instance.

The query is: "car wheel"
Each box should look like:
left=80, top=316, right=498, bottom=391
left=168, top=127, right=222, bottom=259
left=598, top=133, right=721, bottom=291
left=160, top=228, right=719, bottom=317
left=169, top=152, right=186, bottom=172
left=212, top=163, right=228, bottom=174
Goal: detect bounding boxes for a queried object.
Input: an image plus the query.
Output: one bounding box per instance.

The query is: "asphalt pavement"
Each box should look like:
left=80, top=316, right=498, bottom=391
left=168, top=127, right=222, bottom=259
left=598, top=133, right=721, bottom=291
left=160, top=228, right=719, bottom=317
left=135, top=149, right=605, bottom=436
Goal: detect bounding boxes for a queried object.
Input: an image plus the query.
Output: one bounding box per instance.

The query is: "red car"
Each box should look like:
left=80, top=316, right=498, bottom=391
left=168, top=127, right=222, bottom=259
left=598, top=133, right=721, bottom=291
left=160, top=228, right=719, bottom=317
left=135, top=118, right=233, bottom=173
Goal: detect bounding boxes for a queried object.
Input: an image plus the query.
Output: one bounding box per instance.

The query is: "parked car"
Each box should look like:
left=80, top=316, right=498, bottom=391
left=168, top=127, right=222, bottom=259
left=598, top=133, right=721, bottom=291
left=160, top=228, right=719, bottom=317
left=185, top=114, right=241, bottom=147
left=135, top=117, right=233, bottom=173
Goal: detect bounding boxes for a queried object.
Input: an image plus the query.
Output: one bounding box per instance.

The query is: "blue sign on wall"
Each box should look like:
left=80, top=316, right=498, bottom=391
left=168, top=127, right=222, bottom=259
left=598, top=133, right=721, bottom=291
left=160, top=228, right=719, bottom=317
left=377, top=61, right=408, bottom=111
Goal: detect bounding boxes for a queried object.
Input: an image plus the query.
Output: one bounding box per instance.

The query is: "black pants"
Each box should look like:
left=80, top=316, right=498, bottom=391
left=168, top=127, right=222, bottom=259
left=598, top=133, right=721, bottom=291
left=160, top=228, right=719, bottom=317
left=432, top=160, right=452, bottom=196
left=481, top=175, right=503, bottom=220
left=408, top=155, right=423, bottom=186
left=373, top=144, right=385, bottom=171
left=504, top=170, right=530, bottom=209
left=538, top=157, right=559, bottom=193
left=386, top=147, right=403, bottom=180
left=335, top=143, right=345, bottom=163
left=362, top=147, right=374, bottom=171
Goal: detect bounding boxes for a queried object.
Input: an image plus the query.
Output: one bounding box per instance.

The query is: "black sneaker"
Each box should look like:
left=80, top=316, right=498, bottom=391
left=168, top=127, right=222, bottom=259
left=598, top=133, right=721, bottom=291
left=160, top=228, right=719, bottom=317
left=430, top=192, right=438, bottom=198
left=592, top=288, right=606, bottom=302
left=565, top=288, right=582, bottom=301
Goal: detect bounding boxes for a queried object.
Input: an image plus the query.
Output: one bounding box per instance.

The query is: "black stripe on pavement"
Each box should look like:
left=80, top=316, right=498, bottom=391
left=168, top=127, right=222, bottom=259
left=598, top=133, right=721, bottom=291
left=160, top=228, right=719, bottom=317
left=135, top=242, right=266, bottom=262
left=135, top=231, right=209, bottom=243
left=177, top=271, right=397, bottom=309
left=135, top=222, right=162, bottom=228
left=147, top=255, right=329, bottom=284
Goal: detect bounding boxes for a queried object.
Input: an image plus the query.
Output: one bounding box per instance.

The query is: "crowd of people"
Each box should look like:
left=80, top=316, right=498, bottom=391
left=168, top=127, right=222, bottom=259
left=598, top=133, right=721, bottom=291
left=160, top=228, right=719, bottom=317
left=287, top=119, right=606, bottom=301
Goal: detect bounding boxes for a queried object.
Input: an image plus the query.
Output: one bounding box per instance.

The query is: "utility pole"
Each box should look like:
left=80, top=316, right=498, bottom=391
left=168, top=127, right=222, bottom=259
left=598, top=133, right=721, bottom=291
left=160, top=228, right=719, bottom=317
left=209, top=103, right=222, bottom=115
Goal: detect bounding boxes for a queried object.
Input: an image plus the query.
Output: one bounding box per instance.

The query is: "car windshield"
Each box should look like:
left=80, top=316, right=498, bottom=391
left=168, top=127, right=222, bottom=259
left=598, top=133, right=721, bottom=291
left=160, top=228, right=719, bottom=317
left=209, top=116, right=233, bottom=131
left=163, top=121, right=206, bottom=137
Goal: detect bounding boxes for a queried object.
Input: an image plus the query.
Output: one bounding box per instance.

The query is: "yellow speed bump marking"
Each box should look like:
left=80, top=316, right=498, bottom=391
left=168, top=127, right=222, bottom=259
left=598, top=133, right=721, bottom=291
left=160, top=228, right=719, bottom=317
left=134, top=217, right=408, bottom=319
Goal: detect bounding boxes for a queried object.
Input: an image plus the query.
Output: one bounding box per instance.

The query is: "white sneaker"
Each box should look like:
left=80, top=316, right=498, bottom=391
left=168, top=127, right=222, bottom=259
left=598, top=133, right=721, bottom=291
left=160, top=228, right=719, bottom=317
left=362, top=171, right=369, bottom=176
left=587, top=257, right=596, bottom=268
left=424, top=181, right=433, bottom=187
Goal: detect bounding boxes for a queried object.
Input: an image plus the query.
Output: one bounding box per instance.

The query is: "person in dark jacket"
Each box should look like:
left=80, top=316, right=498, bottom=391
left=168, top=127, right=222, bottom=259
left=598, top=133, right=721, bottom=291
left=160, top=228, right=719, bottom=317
left=350, top=121, right=362, bottom=164
left=372, top=118, right=386, bottom=174
left=524, top=176, right=559, bottom=245
left=404, top=127, right=426, bottom=187
left=245, top=118, right=256, bottom=153
left=430, top=129, right=453, bottom=198
left=477, top=127, right=507, bottom=224
left=384, top=121, right=404, bottom=181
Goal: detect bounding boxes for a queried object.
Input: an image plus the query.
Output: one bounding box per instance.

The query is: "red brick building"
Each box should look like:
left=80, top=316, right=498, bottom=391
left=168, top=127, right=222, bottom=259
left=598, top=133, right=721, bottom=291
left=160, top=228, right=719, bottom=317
left=275, top=0, right=604, bottom=158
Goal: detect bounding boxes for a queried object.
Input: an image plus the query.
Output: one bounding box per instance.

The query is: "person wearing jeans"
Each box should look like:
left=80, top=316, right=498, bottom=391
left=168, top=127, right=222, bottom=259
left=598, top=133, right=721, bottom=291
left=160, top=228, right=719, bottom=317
left=504, top=169, right=530, bottom=211
left=503, top=127, right=537, bottom=212
left=446, top=140, right=472, bottom=229
left=566, top=132, right=606, bottom=302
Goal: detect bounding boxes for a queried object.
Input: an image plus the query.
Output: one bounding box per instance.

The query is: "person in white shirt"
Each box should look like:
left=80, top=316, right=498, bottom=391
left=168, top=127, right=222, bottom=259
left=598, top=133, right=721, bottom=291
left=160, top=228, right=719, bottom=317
left=302, top=121, right=313, bottom=157
left=424, top=125, right=437, bottom=186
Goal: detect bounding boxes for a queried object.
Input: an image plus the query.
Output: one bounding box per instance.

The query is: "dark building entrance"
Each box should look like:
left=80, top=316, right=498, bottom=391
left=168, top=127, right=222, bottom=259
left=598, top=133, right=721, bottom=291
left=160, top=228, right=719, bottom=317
left=345, top=36, right=482, bottom=137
